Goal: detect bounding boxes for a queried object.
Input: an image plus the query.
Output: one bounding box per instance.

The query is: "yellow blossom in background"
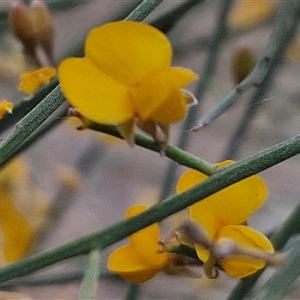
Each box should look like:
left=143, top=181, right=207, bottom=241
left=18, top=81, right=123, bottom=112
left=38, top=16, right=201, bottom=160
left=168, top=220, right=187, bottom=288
left=0, top=100, right=13, bottom=120
left=176, top=160, right=274, bottom=278
left=58, top=21, right=198, bottom=144
left=228, top=0, right=276, bottom=29
left=18, top=67, right=56, bottom=96
left=0, top=158, right=51, bottom=264
left=108, top=205, right=172, bottom=283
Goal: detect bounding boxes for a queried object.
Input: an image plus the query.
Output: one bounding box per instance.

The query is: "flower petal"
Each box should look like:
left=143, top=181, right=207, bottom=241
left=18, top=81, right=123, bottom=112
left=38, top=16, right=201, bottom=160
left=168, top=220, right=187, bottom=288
left=0, top=196, right=34, bottom=263
left=217, top=225, right=274, bottom=278
left=86, top=21, right=172, bottom=85
left=107, top=244, right=160, bottom=283
left=18, top=67, right=56, bottom=96
left=125, top=205, right=170, bottom=268
left=228, top=0, right=276, bottom=29
left=58, top=57, right=134, bottom=124
left=177, top=161, right=268, bottom=238
left=0, top=100, right=13, bottom=120
left=129, top=67, right=198, bottom=123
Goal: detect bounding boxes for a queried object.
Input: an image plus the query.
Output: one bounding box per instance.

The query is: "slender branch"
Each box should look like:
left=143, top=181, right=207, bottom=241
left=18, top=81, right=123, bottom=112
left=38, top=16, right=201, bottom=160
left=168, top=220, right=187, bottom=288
left=151, top=0, right=204, bottom=33
left=78, top=250, right=101, bottom=300
left=226, top=198, right=300, bottom=300
left=125, top=0, right=163, bottom=21
left=222, top=2, right=300, bottom=159
left=159, top=0, right=234, bottom=200
left=0, top=79, right=58, bottom=134
left=89, top=123, right=216, bottom=176
left=254, top=239, right=300, bottom=300
left=192, top=1, right=300, bottom=130
left=0, top=0, right=164, bottom=169
left=0, top=86, right=65, bottom=169
left=1, top=133, right=300, bottom=282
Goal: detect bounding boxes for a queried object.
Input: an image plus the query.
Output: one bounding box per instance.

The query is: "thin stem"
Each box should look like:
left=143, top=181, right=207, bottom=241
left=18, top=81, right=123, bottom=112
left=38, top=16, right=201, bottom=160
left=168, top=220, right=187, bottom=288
left=125, top=0, right=163, bottom=21
left=193, top=1, right=300, bottom=130
left=89, top=123, right=216, bottom=176
left=222, top=1, right=300, bottom=159
left=125, top=284, right=140, bottom=300
left=0, top=79, right=58, bottom=134
left=254, top=239, right=300, bottom=300
left=0, top=0, right=164, bottom=169
left=226, top=200, right=300, bottom=300
left=151, top=0, right=204, bottom=33
left=0, top=271, right=118, bottom=288
left=159, top=0, right=234, bottom=200
left=0, top=86, right=65, bottom=169
left=0, top=133, right=300, bottom=282
left=78, top=250, right=101, bottom=300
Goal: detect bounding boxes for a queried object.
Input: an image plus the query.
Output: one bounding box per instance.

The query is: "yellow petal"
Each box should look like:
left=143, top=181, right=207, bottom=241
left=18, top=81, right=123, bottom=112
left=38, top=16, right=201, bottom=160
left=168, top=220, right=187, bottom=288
left=0, top=197, right=34, bottom=263
left=107, top=244, right=160, bottom=283
left=217, top=225, right=274, bottom=278
left=58, top=57, right=134, bottom=124
left=228, top=0, right=276, bottom=29
left=176, top=160, right=268, bottom=238
left=85, top=21, right=172, bottom=86
left=129, top=67, right=198, bottom=123
left=0, top=100, right=13, bottom=120
left=18, top=67, right=56, bottom=96
left=125, top=205, right=170, bottom=268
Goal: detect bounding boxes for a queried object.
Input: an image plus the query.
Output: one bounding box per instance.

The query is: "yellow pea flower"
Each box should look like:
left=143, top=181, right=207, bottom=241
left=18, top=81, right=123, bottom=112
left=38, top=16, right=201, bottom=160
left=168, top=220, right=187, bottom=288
left=107, top=205, right=172, bottom=283
left=18, top=67, right=56, bottom=96
left=0, top=100, right=13, bottom=120
left=228, top=0, right=276, bottom=29
left=176, top=160, right=274, bottom=278
left=58, top=21, right=198, bottom=143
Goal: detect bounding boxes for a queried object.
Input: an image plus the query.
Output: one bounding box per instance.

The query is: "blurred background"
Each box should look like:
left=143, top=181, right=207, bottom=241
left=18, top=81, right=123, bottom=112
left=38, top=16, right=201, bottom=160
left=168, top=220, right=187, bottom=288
left=1, top=0, right=300, bottom=298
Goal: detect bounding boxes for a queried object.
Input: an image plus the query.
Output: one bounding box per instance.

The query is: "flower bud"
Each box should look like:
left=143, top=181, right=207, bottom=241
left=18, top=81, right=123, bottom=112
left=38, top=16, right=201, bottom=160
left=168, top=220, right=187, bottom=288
left=231, top=46, right=255, bottom=85
left=9, top=0, right=54, bottom=67
left=30, top=0, right=54, bottom=64
left=9, top=1, right=37, bottom=57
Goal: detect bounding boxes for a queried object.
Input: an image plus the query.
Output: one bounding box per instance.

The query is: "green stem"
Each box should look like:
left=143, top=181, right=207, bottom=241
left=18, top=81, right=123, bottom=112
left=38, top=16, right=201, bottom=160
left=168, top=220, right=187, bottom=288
left=0, top=133, right=300, bottom=282
left=226, top=200, right=300, bottom=300
left=159, top=0, right=234, bottom=199
left=0, top=0, right=164, bottom=169
left=125, top=0, right=163, bottom=21
left=89, top=123, right=216, bottom=175
left=78, top=250, right=101, bottom=300
left=125, top=284, right=140, bottom=300
left=193, top=0, right=300, bottom=129
left=0, top=86, right=65, bottom=168
left=151, top=0, right=204, bottom=33
left=254, top=239, right=300, bottom=300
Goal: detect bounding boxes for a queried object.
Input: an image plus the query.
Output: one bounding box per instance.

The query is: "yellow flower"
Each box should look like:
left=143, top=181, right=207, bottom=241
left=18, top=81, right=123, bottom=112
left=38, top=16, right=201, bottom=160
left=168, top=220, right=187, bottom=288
left=107, top=205, right=172, bottom=283
left=18, top=67, right=56, bottom=96
left=58, top=21, right=197, bottom=143
left=176, top=160, right=274, bottom=278
left=228, top=0, right=276, bottom=29
left=0, top=100, right=13, bottom=120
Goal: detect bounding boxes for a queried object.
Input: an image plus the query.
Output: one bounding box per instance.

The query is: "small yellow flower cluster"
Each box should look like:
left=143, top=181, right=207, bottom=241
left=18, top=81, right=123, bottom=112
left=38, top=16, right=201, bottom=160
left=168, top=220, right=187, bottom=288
left=108, top=205, right=172, bottom=283
left=18, top=67, right=56, bottom=96
left=228, top=0, right=276, bottom=29
left=0, top=158, right=51, bottom=264
left=0, top=100, right=13, bottom=120
left=9, top=0, right=54, bottom=66
left=108, top=161, right=275, bottom=282
left=58, top=21, right=198, bottom=145
left=176, top=160, right=273, bottom=278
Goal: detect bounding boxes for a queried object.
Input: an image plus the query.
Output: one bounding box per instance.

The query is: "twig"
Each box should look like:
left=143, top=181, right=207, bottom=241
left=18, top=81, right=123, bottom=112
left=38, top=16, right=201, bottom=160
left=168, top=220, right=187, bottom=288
left=222, top=4, right=300, bottom=159
left=0, top=133, right=300, bottom=282
left=192, top=1, right=300, bottom=130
